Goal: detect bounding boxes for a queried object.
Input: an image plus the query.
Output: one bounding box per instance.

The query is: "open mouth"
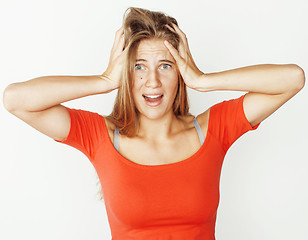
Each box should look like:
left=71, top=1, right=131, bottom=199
left=142, top=94, right=164, bottom=102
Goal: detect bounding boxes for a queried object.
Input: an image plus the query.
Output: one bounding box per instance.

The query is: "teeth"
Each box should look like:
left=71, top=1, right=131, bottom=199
left=145, top=95, right=161, bottom=98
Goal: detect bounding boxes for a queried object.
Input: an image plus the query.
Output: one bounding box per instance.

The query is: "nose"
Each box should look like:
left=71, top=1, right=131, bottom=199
left=145, top=70, right=162, bottom=88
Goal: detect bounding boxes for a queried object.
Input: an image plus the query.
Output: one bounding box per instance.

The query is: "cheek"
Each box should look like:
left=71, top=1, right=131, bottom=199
left=133, top=70, right=146, bottom=82
left=132, top=78, right=144, bottom=100
left=168, top=76, right=179, bottom=94
left=133, top=77, right=144, bottom=89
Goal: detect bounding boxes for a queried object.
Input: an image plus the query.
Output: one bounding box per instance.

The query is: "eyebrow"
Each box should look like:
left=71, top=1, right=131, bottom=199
left=135, top=58, right=175, bottom=64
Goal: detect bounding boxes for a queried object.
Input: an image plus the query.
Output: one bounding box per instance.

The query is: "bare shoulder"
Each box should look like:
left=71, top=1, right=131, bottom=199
left=196, top=108, right=210, bottom=125
left=177, top=110, right=210, bottom=133
left=195, top=108, right=211, bottom=133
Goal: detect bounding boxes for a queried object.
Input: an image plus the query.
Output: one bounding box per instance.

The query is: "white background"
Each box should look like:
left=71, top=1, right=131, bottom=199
left=1, top=0, right=307, bottom=239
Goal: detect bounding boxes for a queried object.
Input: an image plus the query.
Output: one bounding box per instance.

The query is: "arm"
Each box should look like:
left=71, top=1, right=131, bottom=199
left=195, top=64, right=305, bottom=127
left=194, top=63, right=304, bottom=94
left=3, top=75, right=117, bottom=141
left=3, top=75, right=117, bottom=112
left=3, top=26, right=127, bottom=141
left=163, top=23, right=305, bottom=128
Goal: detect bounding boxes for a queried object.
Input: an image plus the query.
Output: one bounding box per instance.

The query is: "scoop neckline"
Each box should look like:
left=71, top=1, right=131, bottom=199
left=103, top=111, right=212, bottom=170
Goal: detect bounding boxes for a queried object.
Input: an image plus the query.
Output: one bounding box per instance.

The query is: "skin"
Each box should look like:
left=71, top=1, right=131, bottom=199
left=163, top=23, right=304, bottom=128
left=132, top=39, right=180, bottom=131
left=108, top=38, right=206, bottom=165
left=106, top=23, right=305, bottom=165
left=4, top=24, right=304, bottom=166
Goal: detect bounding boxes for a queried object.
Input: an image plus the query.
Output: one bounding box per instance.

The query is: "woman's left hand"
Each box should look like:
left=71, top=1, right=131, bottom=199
left=164, top=23, right=204, bottom=89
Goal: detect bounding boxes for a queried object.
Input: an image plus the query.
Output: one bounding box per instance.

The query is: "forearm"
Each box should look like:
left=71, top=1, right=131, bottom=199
left=195, top=64, right=305, bottom=94
left=3, top=74, right=116, bottom=112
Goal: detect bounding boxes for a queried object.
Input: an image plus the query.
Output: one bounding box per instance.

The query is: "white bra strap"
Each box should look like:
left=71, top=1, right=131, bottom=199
left=193, top=117, right=205, bottom=145
left=114, top=119, right=204, bottom=150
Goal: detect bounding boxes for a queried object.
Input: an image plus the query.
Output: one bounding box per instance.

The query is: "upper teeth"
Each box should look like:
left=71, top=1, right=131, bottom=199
left=145, top=95, right=161, bottom=98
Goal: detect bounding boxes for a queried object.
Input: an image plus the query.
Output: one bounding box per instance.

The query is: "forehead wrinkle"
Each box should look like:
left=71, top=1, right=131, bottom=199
left=136, top=39, right=174, bottom=62
left=136, top=50, right=173, bottom=62
left=137, top=49, right=169, bottom=55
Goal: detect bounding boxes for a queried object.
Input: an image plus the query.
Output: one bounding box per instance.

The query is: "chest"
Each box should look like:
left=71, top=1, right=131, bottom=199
left=118, top=127, right=202, bottom=166
left=96, top=136, right=225, bottom=230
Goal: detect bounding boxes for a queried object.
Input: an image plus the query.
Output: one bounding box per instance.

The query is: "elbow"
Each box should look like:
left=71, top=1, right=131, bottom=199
left=290, top=64, right=305, bottom=92
left=3, top=83, right=19, bottom=112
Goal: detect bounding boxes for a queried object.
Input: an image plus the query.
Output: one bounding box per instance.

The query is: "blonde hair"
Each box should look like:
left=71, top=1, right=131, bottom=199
left=106, top=6, right=190, bottom=136
left=97, top=7, right=190, bottom=201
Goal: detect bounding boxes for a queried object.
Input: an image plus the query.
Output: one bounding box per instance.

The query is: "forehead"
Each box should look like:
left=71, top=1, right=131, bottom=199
left=136, top=39, right=173, bottom=60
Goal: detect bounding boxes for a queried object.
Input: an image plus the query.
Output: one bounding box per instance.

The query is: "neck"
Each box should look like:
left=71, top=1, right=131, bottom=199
left=137, top=113, right=182, bottom=140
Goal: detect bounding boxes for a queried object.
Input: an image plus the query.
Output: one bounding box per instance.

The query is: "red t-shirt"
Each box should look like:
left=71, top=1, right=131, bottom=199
left=55, top=93, right=260, bottom=240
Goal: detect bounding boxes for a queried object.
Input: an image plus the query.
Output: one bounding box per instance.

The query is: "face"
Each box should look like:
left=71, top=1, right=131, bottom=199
left=132, top=38, right=179, bottom=120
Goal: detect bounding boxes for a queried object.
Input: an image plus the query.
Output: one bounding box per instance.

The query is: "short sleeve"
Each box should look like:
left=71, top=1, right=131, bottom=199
left=209, top=93, right=260, bottom=153
left=54, top=106, right=107, bottom=162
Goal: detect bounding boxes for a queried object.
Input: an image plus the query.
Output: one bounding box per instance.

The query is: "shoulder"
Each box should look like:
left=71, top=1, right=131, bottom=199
left=196, top=108, right=210, bottom=131
left=70, top=108, right=113, bottom=139
left=197, top=95, right=244, bottom=123
left=177, top=111, right=210, bottom=135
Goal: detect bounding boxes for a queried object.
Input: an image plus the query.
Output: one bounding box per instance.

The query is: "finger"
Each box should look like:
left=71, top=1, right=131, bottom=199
left=111, top=26, right=124, bottom=53
left=165, top=23, right=185, bottom=45
left=170, top=23, right=189, bottom=49
left=112, top=26, right=124, bottom=49
left=170, top=23, right=186, bottom=40
left=163, top=40, right=185, bottom=67
left=170, top=23, right=194, bottom=61
left=164, top=26, right=185, bottom=59
left=114, top=33, right=126, bottom=56
left=165, top=24, right=176, bottom=33
left=165, top=24, right=188, bottom=58
left=115, top=26, right=124, bottom=40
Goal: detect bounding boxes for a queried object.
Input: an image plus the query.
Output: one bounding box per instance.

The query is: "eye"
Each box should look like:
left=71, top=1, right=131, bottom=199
left=161, top=64, right=171, bottom=69
left=135, top=64, right=144, bottom=70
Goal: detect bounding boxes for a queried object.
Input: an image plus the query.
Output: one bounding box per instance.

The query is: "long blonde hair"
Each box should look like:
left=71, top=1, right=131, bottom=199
left=97, top=7, right=190, bottom=201
left=106, top=7, right=190, bottom=137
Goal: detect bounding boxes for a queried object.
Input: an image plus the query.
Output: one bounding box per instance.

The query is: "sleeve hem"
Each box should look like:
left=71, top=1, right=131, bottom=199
left=240, top=93, right=261, bottom=131
left=53, top=106, right=74, bottom=144
left=52, top=106, right=95, bottom=162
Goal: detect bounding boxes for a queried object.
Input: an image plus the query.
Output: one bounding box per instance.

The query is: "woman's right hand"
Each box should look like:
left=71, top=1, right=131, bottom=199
left=102, top=26, right=128, bottom=90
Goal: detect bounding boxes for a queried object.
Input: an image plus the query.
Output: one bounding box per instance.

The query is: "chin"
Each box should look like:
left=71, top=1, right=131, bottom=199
left=134, top=96, right=176, bottom=120
left=138, top=108, right=173, bottom=121
left=142, top=111, right=166, bottom=120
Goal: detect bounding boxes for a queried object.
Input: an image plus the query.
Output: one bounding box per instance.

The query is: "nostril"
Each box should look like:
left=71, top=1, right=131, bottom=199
left=145, top=78, right=162, bottom=88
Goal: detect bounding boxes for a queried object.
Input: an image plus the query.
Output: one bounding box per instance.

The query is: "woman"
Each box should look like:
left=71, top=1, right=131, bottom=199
left=3, top=7, right=305, bottom=240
